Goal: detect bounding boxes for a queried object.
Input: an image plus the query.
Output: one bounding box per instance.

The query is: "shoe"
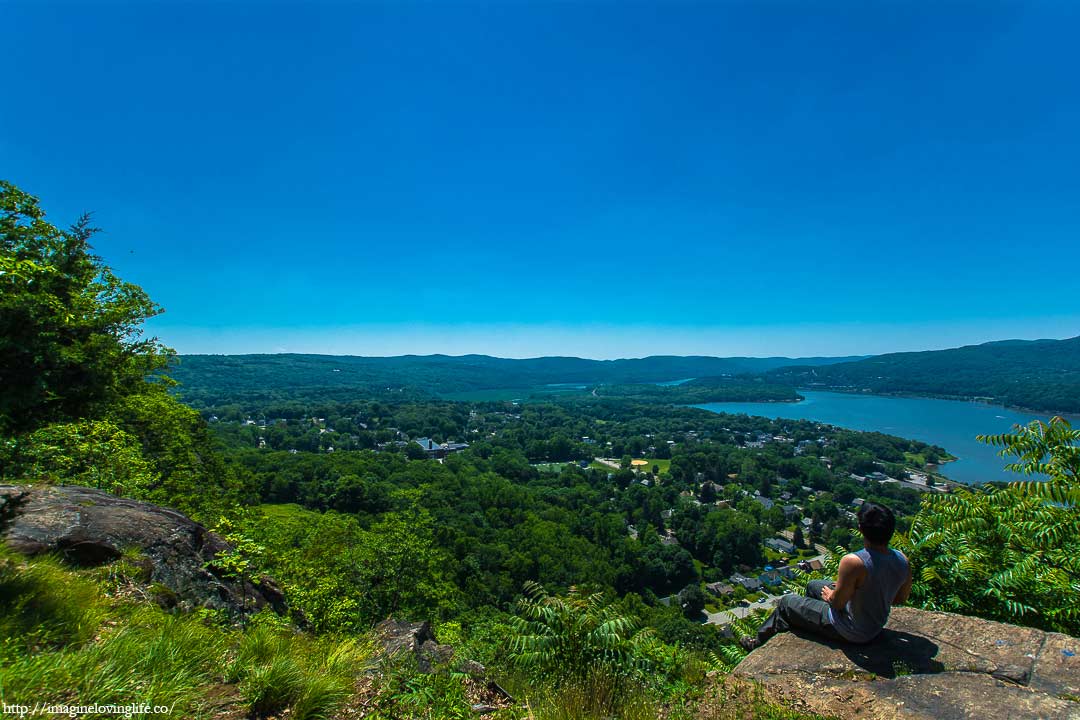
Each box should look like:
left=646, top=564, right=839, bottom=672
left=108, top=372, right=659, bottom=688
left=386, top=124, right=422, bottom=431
left=739, top=636, right=760, bottom=652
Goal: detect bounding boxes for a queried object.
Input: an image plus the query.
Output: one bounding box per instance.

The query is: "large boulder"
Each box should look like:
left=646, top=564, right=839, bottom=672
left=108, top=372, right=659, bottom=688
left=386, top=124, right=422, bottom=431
left=735, top=606, right=1080, bottom=720
left=0, top=484, right=285, bottom=617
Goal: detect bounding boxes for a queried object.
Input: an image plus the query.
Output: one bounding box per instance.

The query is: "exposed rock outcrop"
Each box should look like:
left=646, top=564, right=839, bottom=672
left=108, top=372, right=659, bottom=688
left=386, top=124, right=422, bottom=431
left=372, top=618, right=515, bottom=713
left=374, top=620, right=453, bottom=672
left=735, top=606, right=1080, bottom=720
left=0, top=484, right=285, bottom=617
left=373, top=619, right=486, bottom=676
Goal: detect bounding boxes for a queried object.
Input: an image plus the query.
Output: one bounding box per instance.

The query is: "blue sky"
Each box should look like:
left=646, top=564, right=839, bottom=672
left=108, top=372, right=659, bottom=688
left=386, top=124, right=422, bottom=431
left=3, top=1, right=1078, bottom=358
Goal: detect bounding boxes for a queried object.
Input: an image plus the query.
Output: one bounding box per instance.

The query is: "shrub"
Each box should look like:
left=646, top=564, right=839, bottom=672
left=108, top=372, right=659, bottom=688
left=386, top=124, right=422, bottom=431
left=899, top=417, right=1080, bottom=635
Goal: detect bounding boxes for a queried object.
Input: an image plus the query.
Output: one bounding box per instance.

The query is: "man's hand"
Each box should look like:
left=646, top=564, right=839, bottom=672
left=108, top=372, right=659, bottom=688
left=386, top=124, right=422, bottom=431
left=821, top=585, right=834, bottom=603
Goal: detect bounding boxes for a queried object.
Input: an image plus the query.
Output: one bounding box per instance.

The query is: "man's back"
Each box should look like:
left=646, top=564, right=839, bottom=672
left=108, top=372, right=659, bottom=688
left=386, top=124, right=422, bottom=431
left=829, top=547, right=909, bottom=643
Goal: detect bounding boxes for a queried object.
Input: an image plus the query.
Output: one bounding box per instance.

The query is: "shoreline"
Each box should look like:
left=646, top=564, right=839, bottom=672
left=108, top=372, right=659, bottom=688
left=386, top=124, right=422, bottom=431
left=790, top=387, right=1079, bottom=419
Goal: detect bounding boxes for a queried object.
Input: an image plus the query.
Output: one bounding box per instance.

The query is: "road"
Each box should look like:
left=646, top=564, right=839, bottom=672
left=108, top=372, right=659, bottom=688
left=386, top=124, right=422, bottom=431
left=705, top=593, right=783, bottom=626
left=704, top=547, right=832, bottom=627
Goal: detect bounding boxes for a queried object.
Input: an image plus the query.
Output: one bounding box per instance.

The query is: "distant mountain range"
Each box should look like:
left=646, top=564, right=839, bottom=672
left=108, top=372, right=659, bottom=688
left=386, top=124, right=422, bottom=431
left=171, top=336, right=1080, bottom=413
left=168, top=353, right=862, bottom=406
left=766, top=336, right=1080, bottom=413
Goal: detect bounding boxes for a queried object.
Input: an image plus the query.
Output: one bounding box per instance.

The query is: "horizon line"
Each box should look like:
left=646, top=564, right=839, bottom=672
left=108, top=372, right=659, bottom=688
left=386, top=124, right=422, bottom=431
left=169, top=333, right=1076, bottom=363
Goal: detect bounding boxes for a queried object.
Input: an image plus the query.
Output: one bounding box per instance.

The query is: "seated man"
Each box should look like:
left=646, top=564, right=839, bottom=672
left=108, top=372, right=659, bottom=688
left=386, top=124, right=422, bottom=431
left=741, top=501, right=912, bottom=651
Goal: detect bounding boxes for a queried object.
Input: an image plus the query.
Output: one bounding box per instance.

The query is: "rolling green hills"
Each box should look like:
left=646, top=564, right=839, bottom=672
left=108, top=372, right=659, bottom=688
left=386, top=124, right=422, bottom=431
left=765, top=336, right=1080, bottom=413
left=168, top=353, right=861, bottom=406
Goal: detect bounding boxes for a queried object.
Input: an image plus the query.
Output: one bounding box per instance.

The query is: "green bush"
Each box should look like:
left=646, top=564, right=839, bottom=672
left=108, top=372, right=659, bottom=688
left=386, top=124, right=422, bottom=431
left=899, top=417, right=1080, bottom=635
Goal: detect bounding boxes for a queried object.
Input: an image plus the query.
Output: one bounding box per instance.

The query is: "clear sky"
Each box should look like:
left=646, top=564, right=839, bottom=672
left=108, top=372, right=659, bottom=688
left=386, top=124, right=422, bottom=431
left=3, top=1, right=1078, bottom=358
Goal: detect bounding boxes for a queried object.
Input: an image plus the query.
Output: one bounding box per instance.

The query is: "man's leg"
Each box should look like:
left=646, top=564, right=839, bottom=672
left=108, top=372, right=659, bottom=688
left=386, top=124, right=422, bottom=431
left=806, top=579, right=833, bottom=600
left=751, top=586, right=842, bottom=647
left=777, top=593, right=843, bottom=641
left=752, top=603, right=789, bottom=647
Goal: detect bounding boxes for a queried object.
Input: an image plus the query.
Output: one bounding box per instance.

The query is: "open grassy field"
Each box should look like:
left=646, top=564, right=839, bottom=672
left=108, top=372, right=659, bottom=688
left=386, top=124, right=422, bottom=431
left=589, top=457, right=671, bottom=475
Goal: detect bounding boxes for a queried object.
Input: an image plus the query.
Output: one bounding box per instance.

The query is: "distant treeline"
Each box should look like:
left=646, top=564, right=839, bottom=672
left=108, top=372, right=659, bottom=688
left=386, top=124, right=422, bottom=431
left=168, top=353, right=858, bottom=406
left=765, top=337, right=1080, bottom=413
left=595, top=376, right=801, bottom=404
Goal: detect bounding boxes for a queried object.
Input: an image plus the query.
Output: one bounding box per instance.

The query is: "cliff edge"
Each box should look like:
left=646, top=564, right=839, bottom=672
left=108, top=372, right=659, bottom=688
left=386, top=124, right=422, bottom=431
left=734, top=606, right=1079, bottom=720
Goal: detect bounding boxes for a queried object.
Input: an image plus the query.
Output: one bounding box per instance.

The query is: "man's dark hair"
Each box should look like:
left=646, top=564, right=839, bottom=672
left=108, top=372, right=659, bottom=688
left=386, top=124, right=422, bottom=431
left=857, top=502, right=896, bottom=545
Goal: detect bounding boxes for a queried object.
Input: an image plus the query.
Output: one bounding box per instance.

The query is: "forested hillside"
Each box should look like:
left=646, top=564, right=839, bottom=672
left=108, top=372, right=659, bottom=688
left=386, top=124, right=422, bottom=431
left=169, top=352, right=860, bottom=406
left=766, top=337, right=1080, bottom=413
left=595, top=376, right=801, bottom=403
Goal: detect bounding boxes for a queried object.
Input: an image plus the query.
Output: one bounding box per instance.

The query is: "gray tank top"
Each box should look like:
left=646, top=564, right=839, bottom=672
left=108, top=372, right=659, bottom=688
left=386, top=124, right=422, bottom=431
left=828, top=548, right=909, bottom=643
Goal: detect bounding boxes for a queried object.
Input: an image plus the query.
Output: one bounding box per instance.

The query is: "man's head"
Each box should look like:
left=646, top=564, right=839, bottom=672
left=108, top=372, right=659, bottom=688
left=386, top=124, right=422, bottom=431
left=857, top=501, right=896, bottom=545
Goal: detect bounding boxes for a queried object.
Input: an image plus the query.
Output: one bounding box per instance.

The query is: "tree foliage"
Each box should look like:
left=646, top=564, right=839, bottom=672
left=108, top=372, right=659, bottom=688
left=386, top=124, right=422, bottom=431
left=0, top=181, right=168, bottom=434
left=2, top=419, right=155, bottom=497
left=0, top=181, right=240, bottom=520
left=508, top=582, right=680, bottom=688
left=900, top=417, right=1080, bottom=634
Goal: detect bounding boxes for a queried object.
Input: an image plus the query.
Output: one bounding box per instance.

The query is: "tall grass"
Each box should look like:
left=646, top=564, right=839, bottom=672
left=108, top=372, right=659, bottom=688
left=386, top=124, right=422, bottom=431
left=1, top=609, right=228, bottom=711
left=518, top=669, right=669, bottom=720
left=0, top=548, right=370, bottom=719
left=0, top=547, right=106, bottom=655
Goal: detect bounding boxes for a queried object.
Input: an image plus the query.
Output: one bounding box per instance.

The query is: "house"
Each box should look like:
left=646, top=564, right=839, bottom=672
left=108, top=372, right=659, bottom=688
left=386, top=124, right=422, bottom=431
left=730, top=573, right=762, bottom=592
left=801, top=517, right=813, bottom=529
left=414, top=438, right=470, bottom=459
left=414, top=437, right=446, bottom=459
left=851, top=497, right=865, bottom=508
left=798, top=559, right=824, bottom=573
left=765, top=538, right=796, bottom=555
left=782, top=504, right=800, bottom=518
left=754, top=496, right=775, bottom=510
left=705, top=582, right=735, bottom=597
left=758, top=568, right=783, bottom=586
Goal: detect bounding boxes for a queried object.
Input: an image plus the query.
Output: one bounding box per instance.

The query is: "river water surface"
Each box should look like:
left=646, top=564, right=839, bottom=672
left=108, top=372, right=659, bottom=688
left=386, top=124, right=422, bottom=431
left=693, top=391, right=1068, bottom=484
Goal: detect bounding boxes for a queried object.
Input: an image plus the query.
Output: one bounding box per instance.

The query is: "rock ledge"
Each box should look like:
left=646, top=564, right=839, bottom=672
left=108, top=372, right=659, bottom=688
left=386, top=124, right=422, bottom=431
left=735, top=606, right=1079, bottom=720
left=0, top=484, right=285, bottom=616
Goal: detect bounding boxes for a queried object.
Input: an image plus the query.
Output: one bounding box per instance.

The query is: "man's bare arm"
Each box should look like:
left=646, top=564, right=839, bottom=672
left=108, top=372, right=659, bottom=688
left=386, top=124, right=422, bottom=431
left=893, top=556, right=913, bottom=605
left=821, top=554, right=866, bottom=611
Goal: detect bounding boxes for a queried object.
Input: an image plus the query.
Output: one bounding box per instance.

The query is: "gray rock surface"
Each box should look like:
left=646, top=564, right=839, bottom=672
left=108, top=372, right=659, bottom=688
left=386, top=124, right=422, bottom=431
left=374, top=619, right=437, bottom=658
left=735, top=606, right=1080, bottom=720
left=0, top=484, right=285, bottom=616
left=372, top=618, right=503, bottom=695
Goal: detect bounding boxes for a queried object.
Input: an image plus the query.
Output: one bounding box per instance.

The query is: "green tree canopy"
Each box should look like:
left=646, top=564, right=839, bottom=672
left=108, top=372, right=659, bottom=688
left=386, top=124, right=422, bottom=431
left=0, top=181, right=168, bottom=434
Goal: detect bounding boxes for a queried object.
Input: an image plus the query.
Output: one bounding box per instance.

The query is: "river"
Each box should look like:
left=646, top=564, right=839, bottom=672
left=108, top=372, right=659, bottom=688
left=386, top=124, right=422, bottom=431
left=693, top=391, right=1067, bottom=484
